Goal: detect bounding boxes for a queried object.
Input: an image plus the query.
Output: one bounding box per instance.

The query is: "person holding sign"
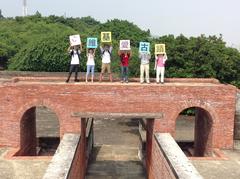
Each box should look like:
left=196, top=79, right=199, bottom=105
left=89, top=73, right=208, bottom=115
left=139, top=52, right=151, bottom=84
left=66, top=45, right=82, bottom=83
left=154, top=53, right=167, bottom=84
left=86, top=48, right=96, bottom=83
left=118, top=50, right=132, bottom=83
left=100, top=44, right=113, bottom=82
left=139, top=42, right=151, bottom=84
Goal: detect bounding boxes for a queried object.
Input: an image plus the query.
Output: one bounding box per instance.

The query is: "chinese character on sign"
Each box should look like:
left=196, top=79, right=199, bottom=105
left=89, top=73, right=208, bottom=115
left=155, top=44, right=166, bottom=54
left=87, top=38, right=98, bottom=48
left=119, top=40, right=131, bottom=50
left=69, top=34, right=81, bottom=46
left=101, top=32, right=112, bottom=43
left=139, top=42, right=150, bottom=53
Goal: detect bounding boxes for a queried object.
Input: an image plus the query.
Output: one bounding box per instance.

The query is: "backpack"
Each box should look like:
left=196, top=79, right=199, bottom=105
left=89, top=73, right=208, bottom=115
left=101, top=49, right=112, bottom=57
left=70, top=50, right=80, bottom=59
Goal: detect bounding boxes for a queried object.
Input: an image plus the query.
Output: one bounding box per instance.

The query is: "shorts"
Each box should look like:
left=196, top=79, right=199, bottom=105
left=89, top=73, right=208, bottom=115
left=101, top=63, right=111, bottom=73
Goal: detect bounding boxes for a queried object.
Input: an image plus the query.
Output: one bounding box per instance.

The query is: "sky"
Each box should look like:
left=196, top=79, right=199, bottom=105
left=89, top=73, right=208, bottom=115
left=1, top=0, right=240, bottom=48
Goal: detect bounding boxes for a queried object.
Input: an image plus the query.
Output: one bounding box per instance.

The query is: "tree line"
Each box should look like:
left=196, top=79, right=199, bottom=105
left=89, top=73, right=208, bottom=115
left=0, top=13, right=239, bottom=87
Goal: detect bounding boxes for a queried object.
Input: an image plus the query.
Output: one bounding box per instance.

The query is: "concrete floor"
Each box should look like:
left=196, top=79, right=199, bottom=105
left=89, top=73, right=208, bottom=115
left=0, top=148, right=50, bottom=179
left=192, top=149, right=240, bottom=179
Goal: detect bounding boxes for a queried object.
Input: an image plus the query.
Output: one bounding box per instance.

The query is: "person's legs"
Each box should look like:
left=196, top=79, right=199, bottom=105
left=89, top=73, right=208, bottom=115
left=107, top=63, right=112, bottom=82
left=86, top=65, right=90, bottom=82
left=145, top=64, right=150, bottom=83
left=160, top=67, right=165, bottom=83
left=66, top=65, right=74, bottom=82
left=91, top=65, right=95, bottom=82
left=140, top=64, right=144, bottom=83
left=74, top=65, right=79, bottom=82
left=121, top=66, right=124, bottom=82
left=156, top=67, right=160, bottom=83
left=99, top=63, right=105, bottom=82
left=125, top=66, right=129, bottom=82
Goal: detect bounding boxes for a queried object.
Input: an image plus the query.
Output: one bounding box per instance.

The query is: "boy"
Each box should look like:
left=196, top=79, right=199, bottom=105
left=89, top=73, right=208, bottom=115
left=66, top=45, right=82, bottom=83
left=118, top=50, right=132, bottom=83
left=139, top=52, right=151, bottom=84
left=100, top=44, right=113, bottom=82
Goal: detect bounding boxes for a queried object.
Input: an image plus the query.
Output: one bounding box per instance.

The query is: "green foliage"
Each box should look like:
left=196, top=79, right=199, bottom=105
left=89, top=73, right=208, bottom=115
left=0, top=15, right=239, bottom=87
left=8, top=34, right=72, bottom=71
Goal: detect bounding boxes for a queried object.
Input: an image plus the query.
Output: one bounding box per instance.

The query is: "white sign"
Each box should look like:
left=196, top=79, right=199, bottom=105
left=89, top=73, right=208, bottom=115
left=119, top=40, right=131, bottom=50
left=69, top=34, right=81, bottom=46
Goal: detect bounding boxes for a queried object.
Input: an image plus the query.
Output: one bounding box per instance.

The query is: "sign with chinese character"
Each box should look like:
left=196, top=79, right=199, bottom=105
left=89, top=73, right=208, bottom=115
left=119, top=40, right=131, bottom=50
left=69, top=34, right=81, bottom=46
left=139, top=42, right=150, bottom=53
left=155, top=44, right=166, bottom=54
left=87, top=37, right=98, bottom=48
left=101, top=32, right=112, bottom=43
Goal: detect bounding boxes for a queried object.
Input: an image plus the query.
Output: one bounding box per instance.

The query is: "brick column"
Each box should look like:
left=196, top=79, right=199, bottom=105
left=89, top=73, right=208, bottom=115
left=146, top=118, right=154, bottom=179
left=80, top=118, right=87, bottom=179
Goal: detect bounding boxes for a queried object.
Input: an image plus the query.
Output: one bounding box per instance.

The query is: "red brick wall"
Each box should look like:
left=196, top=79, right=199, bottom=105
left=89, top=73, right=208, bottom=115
left=67, top=137, right=82, bottom=179
left=0, top=79, right=237, bottom=153
left=145, top=119, right=175, bottom=178
left=148, top=137, right=177, bottom=179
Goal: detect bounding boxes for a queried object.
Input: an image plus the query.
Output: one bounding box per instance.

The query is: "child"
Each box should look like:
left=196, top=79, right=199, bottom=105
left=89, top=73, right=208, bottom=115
left=100, top=44, right=113, bottom=82
left=86, top=48, right=95, bottom=83
left=155, top=53, right=167, bottom=84
left=139, top=52, right=151, bottom=84
left=118, top=50, right=132, bottom=83
left=66, top=45, right=82, bottom=83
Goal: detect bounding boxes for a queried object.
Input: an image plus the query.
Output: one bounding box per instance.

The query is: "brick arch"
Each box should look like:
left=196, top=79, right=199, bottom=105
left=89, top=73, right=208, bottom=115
left=173, top=103, right=215, bottom=156
left=15, top=100, right=63, bottom=156
left=16, top=100, right=64, bottom=134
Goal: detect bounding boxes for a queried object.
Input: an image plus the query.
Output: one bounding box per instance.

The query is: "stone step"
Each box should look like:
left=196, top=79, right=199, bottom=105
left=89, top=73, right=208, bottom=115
left=90, top=145, right=139, bottom=161
left=87, top=161, right=145, bottom=174
left=86, top=145, right=146, bottom=178
left=86, top=174, right=146, bottom=179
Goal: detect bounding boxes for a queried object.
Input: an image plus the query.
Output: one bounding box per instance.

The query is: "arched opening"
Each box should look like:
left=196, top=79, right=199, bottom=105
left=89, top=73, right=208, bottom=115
left=175, top=107, right=213, bottom=157
left=15, top=106, right=60, bottom=156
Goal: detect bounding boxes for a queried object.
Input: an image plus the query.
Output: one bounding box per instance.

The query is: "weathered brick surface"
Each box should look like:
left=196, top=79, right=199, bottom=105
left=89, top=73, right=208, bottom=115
left=234, top=91, right=240, bottom=139
left=0, top=79, right=237, bottom=153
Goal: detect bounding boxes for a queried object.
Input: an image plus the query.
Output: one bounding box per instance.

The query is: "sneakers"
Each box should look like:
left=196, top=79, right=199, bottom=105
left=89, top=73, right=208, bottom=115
left=65, top=79, right=69, bottom=83
left=74, top=79, right=80, bottom=82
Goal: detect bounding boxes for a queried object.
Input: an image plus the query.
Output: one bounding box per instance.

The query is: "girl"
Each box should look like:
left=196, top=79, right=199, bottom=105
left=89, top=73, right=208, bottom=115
left=155, top=53, right=167, bottom=84
left=86, top=48, right=95, bottom=83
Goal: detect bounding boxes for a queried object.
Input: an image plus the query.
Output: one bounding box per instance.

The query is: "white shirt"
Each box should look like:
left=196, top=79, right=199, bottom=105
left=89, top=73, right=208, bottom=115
left=102, top=51, right=111, bottom=64
left=100, top=46, right=112, bottom=64
left=70, top=50, right=80, bottom=65
left=87, top=54, right=95, bottom=66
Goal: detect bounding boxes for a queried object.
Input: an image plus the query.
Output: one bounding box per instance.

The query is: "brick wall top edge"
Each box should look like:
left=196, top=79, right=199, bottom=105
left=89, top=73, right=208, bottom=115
left=9, top=77, right=220, bottom=83
left=155, top=133, right=203, bottom=179
left=42, top=133, right=80, bottom=179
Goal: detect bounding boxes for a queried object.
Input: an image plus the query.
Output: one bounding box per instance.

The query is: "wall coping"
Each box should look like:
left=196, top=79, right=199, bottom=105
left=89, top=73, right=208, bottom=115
left=42, top=133, right=80, bottom=179
left=155, top=133, right=203, bottom=179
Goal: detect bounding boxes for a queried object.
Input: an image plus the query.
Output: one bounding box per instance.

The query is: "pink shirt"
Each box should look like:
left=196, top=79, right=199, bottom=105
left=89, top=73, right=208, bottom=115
left=156, top=56, right=165, bottom=67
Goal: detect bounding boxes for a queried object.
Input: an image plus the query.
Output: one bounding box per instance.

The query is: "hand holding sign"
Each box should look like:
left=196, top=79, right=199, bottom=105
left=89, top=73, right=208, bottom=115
left=69, top=35, right=81, bottom=46
left=155, top=44, right=166, bottom=55
left=139, top=42, right=150, bottom=53
left=101, top=32, right=112, bottom=43
left=87, top=38, right=98, bottom=48
left=119, top=40, right=131, bottom=50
